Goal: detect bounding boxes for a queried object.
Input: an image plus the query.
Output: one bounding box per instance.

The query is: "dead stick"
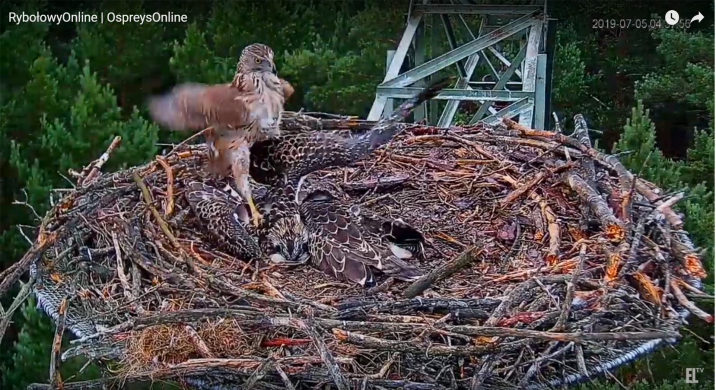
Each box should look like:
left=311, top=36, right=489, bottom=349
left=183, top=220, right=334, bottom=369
left=29, top=356, right=405, bottom=390
left=675, top=278, right=713, bottom=298
left=0, top=277, right=34, bottom=345
left=185, top=325, right=216, bottom=358
left=68, top=307, right=681, bottom=345
left=376, top=150, right=455, bottom=171
left=536, top=192, right=560, bottom=265
left=500, top=171, right=546, bottom=205
left=671, top=237, right=707, bottom=279
left=49, top=298, right=68, bottom=390
left=670, top=280, right=714, bottom=323
left=564, top=171, right=624, bottom=241
left=552, top=244, right=586, bottom=331
left=404, top=247, right=480, bottom=299
left=484, top=272, right=564, bottom=328
left=132, top=173, right=180, bottom=249
left=243, top=356, right=274, bottom=390
left=273, top=363, right=297, bottom=390
left=519, top=341, right=573, bottom=386
left=503, top=117, right=684, bottom=228
left=111, top=232, right=132, bottom=300
left=155, top=156, right=175, bottom=217
left=367, top=277, right=395, bottom=295
left=470, top=353, right=501, bottom=389
left=0, top=192, right=71, bottom=297
left=172, top=356, right=355, bottom=369
left=575, top=344, right=589, bottom=377
left=408, top=134, right=498, bottom=160
left=80, top=135, right=122, bottom=186
left=333, top=329, right=527, bottom=356
left=166, top=126, right=213, bottom=156
left=500, top=174, right=559, bottom=264
left=0, top=228, right=58, bottom=298
left=572, top=114, right=596, bottom=185
left=297, top=318, right=350, bottom=390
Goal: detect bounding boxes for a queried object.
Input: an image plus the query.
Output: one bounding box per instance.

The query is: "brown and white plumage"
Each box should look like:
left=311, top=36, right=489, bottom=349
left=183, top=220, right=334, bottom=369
left=148, top=43, right=293, bottom=227
left=184, top=180, right=261, bottom=260
left=243, top=79, right=448, bottom=286
left=184, top=180, right=308, bottom=265
left=299, top=190, right=425, bottom=287
left=249, top=77, right=451, bottom=193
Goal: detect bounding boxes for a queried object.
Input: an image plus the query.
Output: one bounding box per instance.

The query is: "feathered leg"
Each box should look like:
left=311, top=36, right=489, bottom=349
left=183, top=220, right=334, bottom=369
left=232, top=145, right=262, bottom=227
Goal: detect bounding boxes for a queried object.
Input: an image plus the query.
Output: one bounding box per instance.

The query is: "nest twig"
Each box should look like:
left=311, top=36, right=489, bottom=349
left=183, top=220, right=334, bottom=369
left=1, top=112, right=708, bottom=390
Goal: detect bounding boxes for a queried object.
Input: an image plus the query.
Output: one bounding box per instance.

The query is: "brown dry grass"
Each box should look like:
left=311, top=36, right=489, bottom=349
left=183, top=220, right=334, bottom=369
left=121, top=319, right=259, bottom=373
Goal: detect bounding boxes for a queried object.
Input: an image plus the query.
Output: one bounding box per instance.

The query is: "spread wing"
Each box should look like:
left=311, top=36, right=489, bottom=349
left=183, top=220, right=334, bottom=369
left=148, top=83, right=259, bottom=131
left=299, top=191, right=423, bottom=287
left=184, top=181, right=261, bottom=260
left=249, top=77, right=451, bottom=188
left=249, top=130, right=369, bottom=186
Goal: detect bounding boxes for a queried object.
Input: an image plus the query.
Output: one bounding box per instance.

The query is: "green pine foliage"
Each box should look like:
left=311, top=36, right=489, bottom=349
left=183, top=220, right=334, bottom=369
left=611, top=101, right=682, bottom=189
left=630, top=22, right=715, bottom=288
left=551, top=23, right=601, bottom=126
left=0, top=2, right=159, bottom=387
left=596, top=21, right=715, bottom=390
left=71, top=0, right=171, bottom=112
left=0, top=297, right=100, bottom=389
left=7, top=52, right=159, bottom=210
left=0, top=1, right=713, bottom=389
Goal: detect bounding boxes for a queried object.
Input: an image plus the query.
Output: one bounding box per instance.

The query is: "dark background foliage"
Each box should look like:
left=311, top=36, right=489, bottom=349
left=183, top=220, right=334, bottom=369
left=0, top=1, right=713, bottom=388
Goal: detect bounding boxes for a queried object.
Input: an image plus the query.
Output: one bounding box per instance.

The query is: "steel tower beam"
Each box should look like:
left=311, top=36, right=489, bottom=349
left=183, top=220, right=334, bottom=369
left=367, top=0, right=552, bottom=129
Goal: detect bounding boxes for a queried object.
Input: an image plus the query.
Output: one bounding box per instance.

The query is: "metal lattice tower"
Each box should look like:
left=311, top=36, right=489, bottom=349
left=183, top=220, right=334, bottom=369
left=367, top=0, right=555, bottom=129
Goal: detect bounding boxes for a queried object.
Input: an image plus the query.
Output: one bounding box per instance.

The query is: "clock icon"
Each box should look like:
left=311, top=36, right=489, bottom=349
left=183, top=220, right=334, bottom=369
left=665, top=10, right=680, bottom=25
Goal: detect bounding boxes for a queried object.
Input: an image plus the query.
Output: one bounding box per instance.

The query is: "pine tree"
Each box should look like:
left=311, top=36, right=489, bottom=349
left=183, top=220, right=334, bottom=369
left=7, top=53, right=159, bottom=209
left=611, top=100, right=682, bottom=190
left=1, top=14, right=159, bottom=384
left=0, top=297, right=100, bottom=390
left=598, top=21, right=715, bottom=389
left=550, top=23, right=601, bottom=127
left=71, top=0, right=172, bottom=112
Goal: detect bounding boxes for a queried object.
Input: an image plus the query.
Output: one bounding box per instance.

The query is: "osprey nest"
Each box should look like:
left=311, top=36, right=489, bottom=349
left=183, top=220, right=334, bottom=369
left=5, top=112, right=710, bottom=390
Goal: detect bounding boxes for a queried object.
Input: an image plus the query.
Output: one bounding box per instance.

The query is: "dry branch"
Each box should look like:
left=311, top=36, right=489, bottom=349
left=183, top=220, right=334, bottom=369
left=502, top=117, right=684, bottom=228
left=404, top=247, right=480, bottom=298
left=80, top=135, right=122, bottom=186
left=49, top=298, right=68, bottom=390
left=564, top=171, right=624, bottom=241
left=670, top=280, right=714, bottom=323
left=6, top=111, right=707, bottom=390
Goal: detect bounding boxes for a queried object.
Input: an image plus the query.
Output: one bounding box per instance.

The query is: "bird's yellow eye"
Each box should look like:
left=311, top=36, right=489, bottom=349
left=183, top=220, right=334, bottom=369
left=254, top=58, right=261, bottom=64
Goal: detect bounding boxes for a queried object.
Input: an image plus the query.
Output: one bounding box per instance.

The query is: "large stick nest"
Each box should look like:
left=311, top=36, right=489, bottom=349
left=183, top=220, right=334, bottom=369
left=9, top=112, right=710, bottom=390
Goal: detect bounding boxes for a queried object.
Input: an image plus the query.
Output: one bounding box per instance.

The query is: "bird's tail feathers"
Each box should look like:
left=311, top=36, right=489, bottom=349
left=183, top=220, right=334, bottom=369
left=383, top=255, right=424, bottom=281
left=353, top=76, right=451, bottom=154
left=387, top=76, right=451, bottom=123
left=339, top=259, right=376, bottom=288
